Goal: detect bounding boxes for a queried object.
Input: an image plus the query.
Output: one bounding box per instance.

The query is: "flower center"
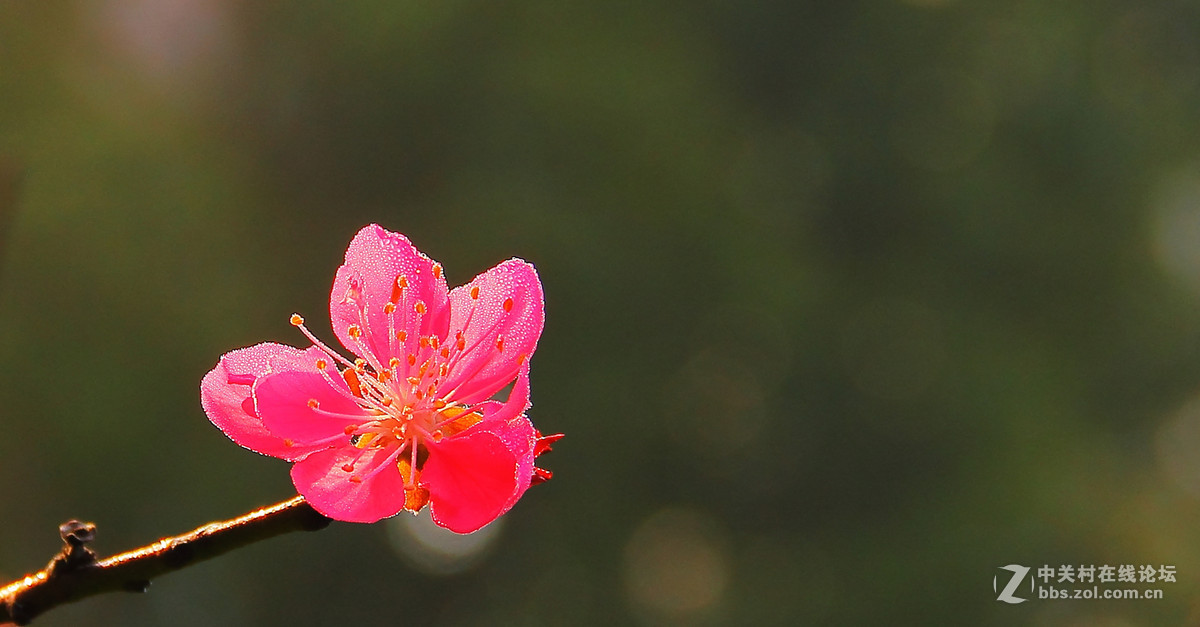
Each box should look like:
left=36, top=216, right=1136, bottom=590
left=284, top=271, right=519, bottom=509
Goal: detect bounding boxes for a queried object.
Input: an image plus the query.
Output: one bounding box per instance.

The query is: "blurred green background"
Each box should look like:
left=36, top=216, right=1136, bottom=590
left=4, top=1, right=1200, bottom=625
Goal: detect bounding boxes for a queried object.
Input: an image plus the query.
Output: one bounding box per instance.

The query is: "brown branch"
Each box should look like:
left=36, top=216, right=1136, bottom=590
left=0, top=496, right=331, bottom=625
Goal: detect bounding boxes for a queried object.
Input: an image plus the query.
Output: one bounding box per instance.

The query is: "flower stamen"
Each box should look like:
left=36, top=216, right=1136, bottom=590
left=291, top=315, right=357, bottom=369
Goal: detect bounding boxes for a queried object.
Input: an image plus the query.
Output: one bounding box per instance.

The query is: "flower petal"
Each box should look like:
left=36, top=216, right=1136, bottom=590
left=472, top=359, right=532, bottom=425
left=254, top=369, right=367, bottom=446
left=329, top=224, right=450, bottom=368
left=422, top=412, right=536, bottom=534
left=291, top=446, right=408, bottom=523
left=440, top=259, right=544, bottom=404
left=200, top=343, right=328, bottom=460
left=472, top=413, right=538, bottom=511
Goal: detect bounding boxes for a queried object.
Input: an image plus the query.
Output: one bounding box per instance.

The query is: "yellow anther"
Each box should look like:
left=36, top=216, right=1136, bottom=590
left=415, top=301, right=427, bottom=315
left=316, top=359, right=328, bottom=370
left=307, top=399, right=319, bottom=409
left=348, top=324, right=362, bottom=339
left=470, top=286, right=480, bottom=300
left=397, top=330, right=408, bottom=342
left=433, top=263, right=443, bottom=279
left=290, top=313, right=305, bottom=326
left=384, top=302, right=396, bottom=314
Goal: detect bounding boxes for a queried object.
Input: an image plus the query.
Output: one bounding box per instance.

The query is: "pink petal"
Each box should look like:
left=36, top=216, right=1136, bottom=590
left=471, top=359, right=532, bottom=425
left=461, top=361, right=537, bottom=510
left=254, top=369, right=367, bottom=446
left=440, top=259, right=544, bottom=404
left=472, top=413, right=538, bottom=511
left=422, top=421, right=532, bottom=534
left=329, top=224, right=451, bottom=368
left=291, top=445, right=408, bottom=523
left=200, top=343, right=329, bottom=460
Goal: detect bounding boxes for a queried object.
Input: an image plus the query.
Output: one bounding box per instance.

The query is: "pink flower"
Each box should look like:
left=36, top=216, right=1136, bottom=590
left=201, top=225, right=559, bottom=533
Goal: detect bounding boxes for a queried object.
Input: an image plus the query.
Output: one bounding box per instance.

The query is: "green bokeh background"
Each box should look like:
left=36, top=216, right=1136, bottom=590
left=5, top=1, right=1200, bottom=625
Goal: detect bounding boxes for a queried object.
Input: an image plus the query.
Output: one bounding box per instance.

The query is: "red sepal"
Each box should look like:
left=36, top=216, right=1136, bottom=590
left=530, top=467, right=554, bottom=485
left=533, top=431, right=564, bottom=457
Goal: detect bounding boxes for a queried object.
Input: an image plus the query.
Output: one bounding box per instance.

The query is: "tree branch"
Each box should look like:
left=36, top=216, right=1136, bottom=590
left=0, top=496, right=331, bottom=625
